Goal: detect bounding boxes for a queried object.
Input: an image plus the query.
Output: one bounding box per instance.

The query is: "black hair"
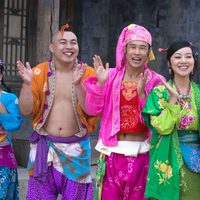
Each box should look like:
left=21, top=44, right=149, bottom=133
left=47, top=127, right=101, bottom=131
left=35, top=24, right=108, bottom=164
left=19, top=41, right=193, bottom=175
left=167, top=41, right=198, bottom=78
left=1, top=77, right=11, bottom=92
left=0, top=60, right=11, bottom=92
left=0, top=61, right=4, bottom=74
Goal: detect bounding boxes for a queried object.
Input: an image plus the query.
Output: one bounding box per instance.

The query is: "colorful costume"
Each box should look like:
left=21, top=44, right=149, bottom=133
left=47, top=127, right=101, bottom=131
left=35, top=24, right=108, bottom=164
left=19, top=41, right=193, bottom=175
left=26, top=60, right=98, bottom=200
left=0, top=91, right=23, bottom=200
left=84, top=24, right=164, bottom=200
left=142, top=80, right=200, bottom=200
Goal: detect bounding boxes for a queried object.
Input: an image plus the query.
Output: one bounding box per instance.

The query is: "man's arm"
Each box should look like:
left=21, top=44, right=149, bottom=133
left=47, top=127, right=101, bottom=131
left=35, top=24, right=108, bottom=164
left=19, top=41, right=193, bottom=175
left=19, top=83, right=33, bottom=115
left=17, top=60, right=34, bottom=115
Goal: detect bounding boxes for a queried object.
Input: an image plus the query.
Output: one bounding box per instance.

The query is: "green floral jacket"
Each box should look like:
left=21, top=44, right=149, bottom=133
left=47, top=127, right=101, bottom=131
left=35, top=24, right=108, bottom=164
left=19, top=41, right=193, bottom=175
left=142, top=80, right=200, bottom=200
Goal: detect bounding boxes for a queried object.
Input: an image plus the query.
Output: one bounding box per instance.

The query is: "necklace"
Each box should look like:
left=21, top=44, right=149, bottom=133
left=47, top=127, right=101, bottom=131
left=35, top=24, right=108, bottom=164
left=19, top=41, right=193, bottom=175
left=173, top=80, right=191, bottom=102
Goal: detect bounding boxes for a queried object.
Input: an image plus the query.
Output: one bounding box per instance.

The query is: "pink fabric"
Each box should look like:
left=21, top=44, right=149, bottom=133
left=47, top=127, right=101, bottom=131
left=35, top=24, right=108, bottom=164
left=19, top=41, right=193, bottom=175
left=124, top=24, right=152, bottom=46
left=0, top=145, right=17, bottom=168
left=116, top=24, right=152, bottom=71
left=101, top=152, right=149, bottom=200
left=84, top=68, right=163, bottom=146
left=84, top=23, right=164, bottom=146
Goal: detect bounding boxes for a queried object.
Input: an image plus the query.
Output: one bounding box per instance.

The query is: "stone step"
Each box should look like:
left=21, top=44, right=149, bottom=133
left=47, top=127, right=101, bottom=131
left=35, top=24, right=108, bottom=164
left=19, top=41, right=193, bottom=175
left=18, top=167, right=28, bottom=200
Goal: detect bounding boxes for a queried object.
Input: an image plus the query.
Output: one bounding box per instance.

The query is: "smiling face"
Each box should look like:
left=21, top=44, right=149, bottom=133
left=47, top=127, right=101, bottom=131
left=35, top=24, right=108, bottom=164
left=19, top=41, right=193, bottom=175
left=125, top=40, right=149, bottom=71
left=169, top=47, right=194, bottom=78
left=49, top=31, right=79, bottom=66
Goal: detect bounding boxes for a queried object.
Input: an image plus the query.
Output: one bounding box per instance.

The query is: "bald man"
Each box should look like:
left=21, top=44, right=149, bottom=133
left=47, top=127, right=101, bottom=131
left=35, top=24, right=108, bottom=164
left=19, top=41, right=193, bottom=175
left=17, top=24, right=97, bottom=200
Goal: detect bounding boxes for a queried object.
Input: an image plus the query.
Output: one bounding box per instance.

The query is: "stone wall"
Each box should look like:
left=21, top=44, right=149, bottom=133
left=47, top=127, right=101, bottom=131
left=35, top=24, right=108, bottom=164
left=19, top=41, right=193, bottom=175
left=77, top=0, right=200, bottom=82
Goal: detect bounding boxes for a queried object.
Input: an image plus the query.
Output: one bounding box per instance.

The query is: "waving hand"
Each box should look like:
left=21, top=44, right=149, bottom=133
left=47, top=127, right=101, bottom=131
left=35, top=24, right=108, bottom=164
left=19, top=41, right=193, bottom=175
left=17, top=60, right=33, bottom=85
left=93, top=55, right=109, bottom=86
left=137, top=71, right=148, bottom=98
left=159, top=76, right=178, bottom=104
left=73, top=63, right=86, bottom=85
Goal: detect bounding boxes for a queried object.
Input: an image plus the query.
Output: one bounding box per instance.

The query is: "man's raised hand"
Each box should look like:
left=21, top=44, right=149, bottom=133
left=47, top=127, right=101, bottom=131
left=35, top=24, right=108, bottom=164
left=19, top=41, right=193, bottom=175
left=93, top=55, right=109, bottom=86
left=16, top=60, right=33, bottom=85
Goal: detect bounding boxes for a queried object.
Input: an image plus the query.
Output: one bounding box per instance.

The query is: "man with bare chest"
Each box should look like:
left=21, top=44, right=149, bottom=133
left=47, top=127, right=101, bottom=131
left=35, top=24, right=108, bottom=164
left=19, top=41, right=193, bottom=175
left=44, top=69, right=80, bottom=137
left=17, top=24, right=97, bottom=200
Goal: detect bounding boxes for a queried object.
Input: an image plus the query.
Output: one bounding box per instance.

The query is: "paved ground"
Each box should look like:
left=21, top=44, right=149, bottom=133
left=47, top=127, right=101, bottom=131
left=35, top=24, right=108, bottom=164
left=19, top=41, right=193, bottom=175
left=18, top=133, right=99, bottom=200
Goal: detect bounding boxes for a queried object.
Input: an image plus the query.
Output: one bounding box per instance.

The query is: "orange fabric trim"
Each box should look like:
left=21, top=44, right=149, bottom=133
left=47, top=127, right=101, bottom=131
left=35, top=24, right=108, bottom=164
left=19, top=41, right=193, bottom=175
left=30, top=61, right=98, bottom=133
left=30, top=61, right=48, bottom=127
left=0, top=135, right=7, bottom=142
left=28, top=168, right=34, bottom=176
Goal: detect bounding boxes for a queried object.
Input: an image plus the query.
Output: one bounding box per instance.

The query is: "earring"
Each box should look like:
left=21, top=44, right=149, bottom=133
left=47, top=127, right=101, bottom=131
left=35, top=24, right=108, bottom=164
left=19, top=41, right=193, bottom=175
left=169, top=68, right=171, bottom=75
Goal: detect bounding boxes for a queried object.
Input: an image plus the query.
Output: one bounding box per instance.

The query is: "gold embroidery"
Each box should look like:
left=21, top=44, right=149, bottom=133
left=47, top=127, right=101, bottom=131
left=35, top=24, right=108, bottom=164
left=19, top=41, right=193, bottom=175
left=154, top=160, right=173, bottom=185
left=121, top=81, right=138, bottom=101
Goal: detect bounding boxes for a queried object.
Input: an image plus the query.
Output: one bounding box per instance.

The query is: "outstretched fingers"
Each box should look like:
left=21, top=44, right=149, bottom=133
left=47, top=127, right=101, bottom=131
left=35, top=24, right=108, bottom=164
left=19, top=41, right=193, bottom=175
left=16, top=60, right=33, bottom=85
left=16, top=60, right=25, bottom=71
left=93, top=55, right=104, bottom=69
left=76, top=63, right=86, bottom=74
left=159, top=75, right=171, bottom=89
left=96, top=55, right=103, bottom=67
left=25, top=62, right=31, bottom=70
left=105, top=62, right=109, bottom=71
left=93, top=55, right=98, bottom=69
left=159, top=75, right=178, bottom=99
left=73, top=63, right=87, bottom=85
left=16, top=60, right=31, bottom=73
left=81, top=63, right=87, bottom=72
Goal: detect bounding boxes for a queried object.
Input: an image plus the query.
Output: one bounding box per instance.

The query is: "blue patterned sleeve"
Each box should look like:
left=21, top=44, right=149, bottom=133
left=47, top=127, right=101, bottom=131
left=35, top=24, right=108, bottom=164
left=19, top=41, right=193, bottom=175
left=0, top=93, right=23, bottom=131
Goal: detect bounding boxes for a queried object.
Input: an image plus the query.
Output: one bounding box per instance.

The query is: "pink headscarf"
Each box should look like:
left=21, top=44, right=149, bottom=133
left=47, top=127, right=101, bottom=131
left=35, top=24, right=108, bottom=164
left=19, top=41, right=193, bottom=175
left=116, top=24, right=154, bottom=70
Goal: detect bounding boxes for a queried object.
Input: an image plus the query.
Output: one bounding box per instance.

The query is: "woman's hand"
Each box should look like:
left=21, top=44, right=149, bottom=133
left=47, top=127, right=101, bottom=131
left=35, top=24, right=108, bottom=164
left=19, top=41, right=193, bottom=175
left=16, top=60, right=33, bottom=85
left=93, top=55, right=109, bottom=86
left=160, top=76, right=178, bottom=104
